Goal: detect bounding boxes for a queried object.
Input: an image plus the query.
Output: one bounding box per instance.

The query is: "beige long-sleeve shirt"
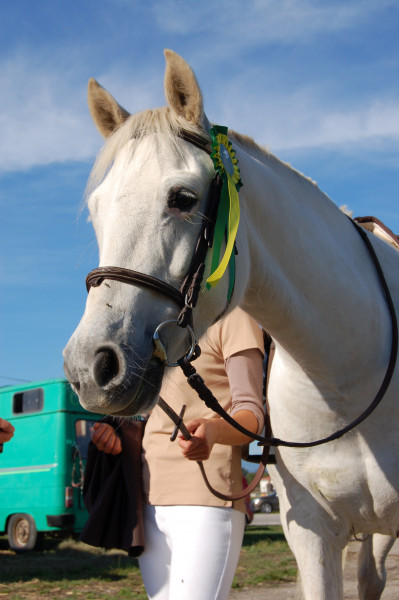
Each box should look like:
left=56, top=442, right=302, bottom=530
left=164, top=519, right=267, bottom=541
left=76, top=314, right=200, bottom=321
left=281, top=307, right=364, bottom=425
left=142, top=307, right=265, bottom=512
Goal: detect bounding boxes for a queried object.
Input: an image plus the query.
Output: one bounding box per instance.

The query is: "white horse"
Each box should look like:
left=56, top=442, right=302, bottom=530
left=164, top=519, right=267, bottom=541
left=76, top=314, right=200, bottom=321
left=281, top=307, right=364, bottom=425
left=64, top=50, right=399, bottom=599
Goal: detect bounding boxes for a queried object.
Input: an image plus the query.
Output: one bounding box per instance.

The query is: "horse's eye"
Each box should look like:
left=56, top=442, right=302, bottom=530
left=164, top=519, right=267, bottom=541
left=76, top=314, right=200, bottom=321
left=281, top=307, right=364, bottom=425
left=167, top=187, right=197, bottom=212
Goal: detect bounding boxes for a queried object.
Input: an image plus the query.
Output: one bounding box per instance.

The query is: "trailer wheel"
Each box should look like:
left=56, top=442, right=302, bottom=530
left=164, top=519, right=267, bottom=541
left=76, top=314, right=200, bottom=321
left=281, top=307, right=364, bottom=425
left=7, top=513, right=38, bottom=552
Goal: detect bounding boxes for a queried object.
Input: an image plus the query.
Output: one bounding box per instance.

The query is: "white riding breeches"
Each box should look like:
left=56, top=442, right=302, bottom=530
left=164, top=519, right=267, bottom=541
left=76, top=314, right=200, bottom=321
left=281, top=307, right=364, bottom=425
left=138, top=504, right=245, bottom=600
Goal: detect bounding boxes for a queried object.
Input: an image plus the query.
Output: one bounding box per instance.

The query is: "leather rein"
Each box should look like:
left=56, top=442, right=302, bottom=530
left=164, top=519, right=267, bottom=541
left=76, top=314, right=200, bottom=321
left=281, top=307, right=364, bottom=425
left=86, top=127, right=398, bottom=501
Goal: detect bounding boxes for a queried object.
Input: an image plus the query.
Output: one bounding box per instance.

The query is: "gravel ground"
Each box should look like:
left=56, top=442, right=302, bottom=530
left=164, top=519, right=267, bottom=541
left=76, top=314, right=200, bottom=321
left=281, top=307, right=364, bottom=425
left=229, top=538, right=399, bottom=599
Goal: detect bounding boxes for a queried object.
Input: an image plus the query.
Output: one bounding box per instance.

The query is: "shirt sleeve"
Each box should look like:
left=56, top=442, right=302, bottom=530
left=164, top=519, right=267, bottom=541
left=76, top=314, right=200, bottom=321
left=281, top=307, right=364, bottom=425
left=225, top=348, right=265, bottom=434
left=217, top=308, right=265, bottom=360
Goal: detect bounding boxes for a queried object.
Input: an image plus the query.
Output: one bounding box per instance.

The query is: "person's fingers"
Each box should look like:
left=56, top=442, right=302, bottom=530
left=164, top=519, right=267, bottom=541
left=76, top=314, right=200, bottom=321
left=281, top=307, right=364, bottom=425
left=0, top=419, right=15, bottom=443
left=92, top=423, right=114, bottom=449
left=183, top=418, right=204, bottom=434
left=178, top=436, right=210, bottom=460
left=0, top=418, right=15, bottom=434
left=105, top=433, right=122, bottom=455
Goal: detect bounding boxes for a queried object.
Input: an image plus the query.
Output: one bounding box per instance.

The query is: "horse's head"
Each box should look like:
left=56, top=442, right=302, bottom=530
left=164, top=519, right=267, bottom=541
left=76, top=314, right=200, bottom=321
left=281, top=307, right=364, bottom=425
left=63, top=50, right=233, bottom=415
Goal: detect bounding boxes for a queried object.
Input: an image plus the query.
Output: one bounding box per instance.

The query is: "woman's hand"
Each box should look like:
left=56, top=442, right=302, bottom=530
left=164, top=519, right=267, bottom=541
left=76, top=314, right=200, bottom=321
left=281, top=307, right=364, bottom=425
left=178, top=418, right=218, bottom=461
left=178, top=409, right=259, bottom=462
left=0, top=418, right=15, bottom=443
left=91, top=422, right=122, bottom=455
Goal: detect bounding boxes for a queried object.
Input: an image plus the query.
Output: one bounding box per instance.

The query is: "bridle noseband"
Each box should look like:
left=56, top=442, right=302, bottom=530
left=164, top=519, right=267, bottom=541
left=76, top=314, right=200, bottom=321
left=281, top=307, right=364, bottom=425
left=86, top=266, right=185, bottom=307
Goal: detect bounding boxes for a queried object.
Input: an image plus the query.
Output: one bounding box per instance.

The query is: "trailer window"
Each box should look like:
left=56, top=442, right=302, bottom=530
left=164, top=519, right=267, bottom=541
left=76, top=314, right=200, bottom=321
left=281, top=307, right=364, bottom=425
left=13, top=388, right=44, bottom=414
left=75, top=420, right=97, bottom=460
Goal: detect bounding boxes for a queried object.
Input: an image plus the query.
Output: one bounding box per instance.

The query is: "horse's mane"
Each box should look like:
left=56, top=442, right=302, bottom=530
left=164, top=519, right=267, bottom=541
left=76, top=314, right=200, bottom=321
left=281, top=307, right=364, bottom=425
left=229, top=130, right=318, bottom=188
left=87, top=106, right=318, bottom=198
left=86, top=107, right=208, bottom=197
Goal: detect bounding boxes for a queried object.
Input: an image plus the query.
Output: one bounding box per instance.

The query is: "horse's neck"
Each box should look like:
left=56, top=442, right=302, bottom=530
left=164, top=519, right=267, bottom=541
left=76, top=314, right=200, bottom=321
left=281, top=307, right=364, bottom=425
left=237, top=149, right=390, bottom=383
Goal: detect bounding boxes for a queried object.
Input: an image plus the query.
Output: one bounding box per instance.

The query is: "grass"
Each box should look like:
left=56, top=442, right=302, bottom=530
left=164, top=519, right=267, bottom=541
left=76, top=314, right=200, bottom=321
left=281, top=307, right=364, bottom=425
left=0, top=526, right=297, bottom=599
left=233, top=526, right=297, bottom=590
left=0, top=537, right=147, bottom=600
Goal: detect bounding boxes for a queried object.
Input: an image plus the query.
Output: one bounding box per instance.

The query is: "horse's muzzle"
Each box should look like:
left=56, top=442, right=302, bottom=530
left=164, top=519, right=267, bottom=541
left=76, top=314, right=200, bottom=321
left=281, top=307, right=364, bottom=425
left=63, top=338, right=163, bottom=416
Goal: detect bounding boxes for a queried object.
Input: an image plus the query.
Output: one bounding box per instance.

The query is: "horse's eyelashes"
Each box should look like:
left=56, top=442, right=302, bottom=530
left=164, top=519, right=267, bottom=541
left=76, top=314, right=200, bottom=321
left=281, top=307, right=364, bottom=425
left=167, top=187, right=197, bottom=212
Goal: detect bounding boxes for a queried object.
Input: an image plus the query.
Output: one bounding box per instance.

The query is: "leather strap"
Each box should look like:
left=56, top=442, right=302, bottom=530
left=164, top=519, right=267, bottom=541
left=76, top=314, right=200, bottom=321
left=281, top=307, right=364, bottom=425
left=177, top=130, right=212, bottom=155
left=86, top=266, right=185, bottom=307
left=157, top=330, right=275, bottom=502
left=158, top=398, right=270, bottom=502
left=85, top=129, right=225, bottom=327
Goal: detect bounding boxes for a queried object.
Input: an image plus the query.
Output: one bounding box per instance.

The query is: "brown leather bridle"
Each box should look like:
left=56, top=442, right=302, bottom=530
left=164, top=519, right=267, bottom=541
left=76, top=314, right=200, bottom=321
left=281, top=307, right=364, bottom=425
left=86, top=130, right=224, bottom=337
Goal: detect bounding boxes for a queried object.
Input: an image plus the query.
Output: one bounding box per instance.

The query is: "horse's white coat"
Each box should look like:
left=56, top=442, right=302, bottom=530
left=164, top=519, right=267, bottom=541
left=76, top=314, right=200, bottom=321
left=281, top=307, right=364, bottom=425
left=64, top=51, right=399, bottom=599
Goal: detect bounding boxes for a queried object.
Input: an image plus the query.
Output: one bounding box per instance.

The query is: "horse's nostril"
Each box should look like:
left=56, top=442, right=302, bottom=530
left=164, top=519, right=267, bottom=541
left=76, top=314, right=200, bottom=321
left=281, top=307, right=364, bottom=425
left=93, top=348, right=120, bottom=388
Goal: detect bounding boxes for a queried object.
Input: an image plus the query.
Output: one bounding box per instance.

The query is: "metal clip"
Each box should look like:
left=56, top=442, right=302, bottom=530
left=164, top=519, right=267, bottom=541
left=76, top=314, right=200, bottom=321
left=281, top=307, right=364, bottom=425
left=152, top=319, right=196, bottom=367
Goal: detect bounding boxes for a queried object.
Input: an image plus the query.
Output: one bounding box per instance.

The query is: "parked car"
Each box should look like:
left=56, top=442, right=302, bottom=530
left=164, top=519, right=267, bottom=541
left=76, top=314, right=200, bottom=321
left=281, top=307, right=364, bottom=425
left=251, top=491, right=279, bottom=514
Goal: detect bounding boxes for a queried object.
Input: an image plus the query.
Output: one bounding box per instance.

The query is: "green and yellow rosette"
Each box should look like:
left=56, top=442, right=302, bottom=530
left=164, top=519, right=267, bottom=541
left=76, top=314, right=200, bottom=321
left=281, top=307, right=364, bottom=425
left=206, top=125, right=242, bottom=300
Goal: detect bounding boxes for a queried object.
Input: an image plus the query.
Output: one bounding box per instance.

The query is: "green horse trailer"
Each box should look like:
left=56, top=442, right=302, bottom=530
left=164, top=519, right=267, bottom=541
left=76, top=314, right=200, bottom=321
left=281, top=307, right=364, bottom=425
left=0, top=378, right=103, bottom=551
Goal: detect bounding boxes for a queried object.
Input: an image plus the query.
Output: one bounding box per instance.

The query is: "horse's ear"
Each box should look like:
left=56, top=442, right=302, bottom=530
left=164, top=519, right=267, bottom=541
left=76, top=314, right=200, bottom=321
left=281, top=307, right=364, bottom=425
left=164, top=49, right=204, bottom=127
left=87, top=78, right=130, bottom=138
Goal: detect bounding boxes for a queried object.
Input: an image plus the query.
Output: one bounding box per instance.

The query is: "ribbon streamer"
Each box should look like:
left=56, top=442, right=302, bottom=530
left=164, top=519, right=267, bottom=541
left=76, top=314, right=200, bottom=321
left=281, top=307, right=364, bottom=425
left=206, top=126, right=242, bottom=298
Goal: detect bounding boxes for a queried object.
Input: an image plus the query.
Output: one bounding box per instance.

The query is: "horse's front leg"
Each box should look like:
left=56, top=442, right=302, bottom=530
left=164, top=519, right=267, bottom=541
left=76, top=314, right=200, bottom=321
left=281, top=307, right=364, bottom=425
left=357, top=533, right=395, bottom=600
left=269, top=463, right=347, bottom=600
left=284, top=516, right=345, bottom=599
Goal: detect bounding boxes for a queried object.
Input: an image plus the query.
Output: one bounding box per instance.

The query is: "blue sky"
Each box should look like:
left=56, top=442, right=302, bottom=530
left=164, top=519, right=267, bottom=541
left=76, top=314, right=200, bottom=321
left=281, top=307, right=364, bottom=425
left=1, top=0, right=399, bottom=386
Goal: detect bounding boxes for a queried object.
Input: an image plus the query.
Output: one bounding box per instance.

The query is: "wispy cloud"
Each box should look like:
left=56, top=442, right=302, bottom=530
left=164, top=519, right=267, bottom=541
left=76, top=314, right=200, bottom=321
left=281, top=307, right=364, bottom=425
left=216, top=84, right=399, bottom=154
left=1, top=0, right=398, bottom=173
left=151, top=0, right=396, bottom=44
left=2, top=49, right=398, bottom=174
left=0, top=51, right=163, bottom=173
left=0, top=53, right=95, bottom=172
